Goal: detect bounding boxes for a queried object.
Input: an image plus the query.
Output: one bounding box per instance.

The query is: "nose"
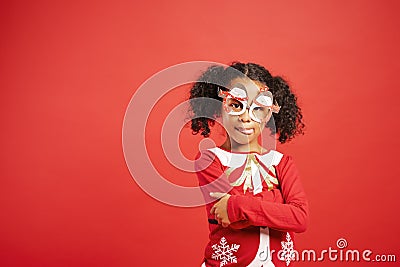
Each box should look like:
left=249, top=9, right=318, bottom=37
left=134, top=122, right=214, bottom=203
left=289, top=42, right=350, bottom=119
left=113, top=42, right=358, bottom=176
left=239, top=108, right=251, bottom=122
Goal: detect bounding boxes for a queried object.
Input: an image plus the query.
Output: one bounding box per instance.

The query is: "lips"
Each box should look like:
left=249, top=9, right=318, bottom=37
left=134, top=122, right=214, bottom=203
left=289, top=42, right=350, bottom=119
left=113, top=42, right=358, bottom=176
left=235, top=127, right=254, bottom=135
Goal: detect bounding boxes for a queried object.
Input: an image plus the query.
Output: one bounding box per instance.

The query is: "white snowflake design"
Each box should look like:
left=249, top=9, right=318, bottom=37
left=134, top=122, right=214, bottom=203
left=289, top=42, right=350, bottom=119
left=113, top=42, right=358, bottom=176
left=280, top=232, right=296, bottom=266
left=211, top=237, right=241, bottom=266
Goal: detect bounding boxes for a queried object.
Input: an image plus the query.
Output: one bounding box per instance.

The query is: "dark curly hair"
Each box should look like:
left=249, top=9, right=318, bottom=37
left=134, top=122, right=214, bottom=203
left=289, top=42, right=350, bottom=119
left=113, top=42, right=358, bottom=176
left=189, top=62, right=305, bottom=143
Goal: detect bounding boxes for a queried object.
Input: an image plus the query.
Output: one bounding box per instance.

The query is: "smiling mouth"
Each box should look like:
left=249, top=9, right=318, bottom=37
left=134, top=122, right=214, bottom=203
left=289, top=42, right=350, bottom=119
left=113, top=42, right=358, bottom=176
left=235, top=127, right=254, bottom=135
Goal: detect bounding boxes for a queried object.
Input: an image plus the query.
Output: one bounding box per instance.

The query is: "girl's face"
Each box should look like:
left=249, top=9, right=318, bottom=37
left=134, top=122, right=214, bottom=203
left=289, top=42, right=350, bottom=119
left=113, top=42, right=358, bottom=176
left=221, top=78, right=271, bottom=152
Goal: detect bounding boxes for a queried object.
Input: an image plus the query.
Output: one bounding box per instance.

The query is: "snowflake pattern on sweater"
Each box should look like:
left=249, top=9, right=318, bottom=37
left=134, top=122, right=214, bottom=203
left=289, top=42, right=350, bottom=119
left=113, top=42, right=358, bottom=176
left=211, top=237, right=240, bottom=266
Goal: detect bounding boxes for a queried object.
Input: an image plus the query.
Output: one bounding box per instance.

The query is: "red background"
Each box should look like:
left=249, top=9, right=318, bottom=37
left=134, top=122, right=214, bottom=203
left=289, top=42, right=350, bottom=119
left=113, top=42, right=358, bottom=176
left=1, top=0, right=400, bottom=266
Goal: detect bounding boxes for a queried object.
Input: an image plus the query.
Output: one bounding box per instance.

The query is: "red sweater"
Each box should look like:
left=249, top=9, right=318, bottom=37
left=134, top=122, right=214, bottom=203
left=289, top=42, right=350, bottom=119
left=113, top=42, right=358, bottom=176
left=195, top=147, right=309, bottom=267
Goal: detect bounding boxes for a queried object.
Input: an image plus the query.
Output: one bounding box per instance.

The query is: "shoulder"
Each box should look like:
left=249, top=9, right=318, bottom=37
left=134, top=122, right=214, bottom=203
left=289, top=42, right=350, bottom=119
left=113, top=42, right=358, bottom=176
left=273, top=153, right=301, bottom=181
left=194, top=148, right=227, bottom=185
left=276, top=153, right=295, bottom=167
left=194, top=148, right=223, bottom=172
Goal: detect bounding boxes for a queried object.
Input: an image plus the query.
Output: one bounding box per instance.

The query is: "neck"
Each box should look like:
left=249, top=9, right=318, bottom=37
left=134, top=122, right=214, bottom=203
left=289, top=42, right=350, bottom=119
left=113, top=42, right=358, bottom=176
left=220, top=138, right=264, bottom=154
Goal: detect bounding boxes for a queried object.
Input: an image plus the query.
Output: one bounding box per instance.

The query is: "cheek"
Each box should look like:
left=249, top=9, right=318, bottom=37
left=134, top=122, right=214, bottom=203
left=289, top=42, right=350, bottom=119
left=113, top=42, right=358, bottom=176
left=221, top=111, right=234, bottom=126
left=221, top=110, right=232, bottom=125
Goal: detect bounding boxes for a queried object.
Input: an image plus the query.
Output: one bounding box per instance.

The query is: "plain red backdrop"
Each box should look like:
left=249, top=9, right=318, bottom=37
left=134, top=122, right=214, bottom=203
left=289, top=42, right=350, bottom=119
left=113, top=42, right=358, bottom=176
left=1, top=0, right=400, bottom=266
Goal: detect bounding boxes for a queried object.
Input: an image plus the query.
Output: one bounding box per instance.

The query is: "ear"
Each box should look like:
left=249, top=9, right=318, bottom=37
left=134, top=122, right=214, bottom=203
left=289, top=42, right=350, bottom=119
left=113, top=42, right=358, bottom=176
left=271, top=102, right=281, bottom=114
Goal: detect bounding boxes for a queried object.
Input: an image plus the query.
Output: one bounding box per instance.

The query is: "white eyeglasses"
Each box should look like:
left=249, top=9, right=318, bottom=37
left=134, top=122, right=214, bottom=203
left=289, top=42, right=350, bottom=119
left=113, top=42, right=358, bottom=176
left=218, top=85, right=280, bottom=123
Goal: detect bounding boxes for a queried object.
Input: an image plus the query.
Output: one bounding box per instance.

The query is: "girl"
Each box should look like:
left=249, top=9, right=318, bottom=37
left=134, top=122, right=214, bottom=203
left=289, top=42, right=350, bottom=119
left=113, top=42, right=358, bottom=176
left=190, top=62, right=309, bottom=267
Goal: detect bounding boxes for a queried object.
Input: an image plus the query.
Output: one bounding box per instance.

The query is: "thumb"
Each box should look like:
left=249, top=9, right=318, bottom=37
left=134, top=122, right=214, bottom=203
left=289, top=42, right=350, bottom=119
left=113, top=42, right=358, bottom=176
left=221, top=222, right=230, bottom=228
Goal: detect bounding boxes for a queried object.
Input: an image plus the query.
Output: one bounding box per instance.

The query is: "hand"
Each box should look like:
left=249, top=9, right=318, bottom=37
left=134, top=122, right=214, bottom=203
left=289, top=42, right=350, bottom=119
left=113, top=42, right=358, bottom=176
left=210, top=192, right=231, bottom=227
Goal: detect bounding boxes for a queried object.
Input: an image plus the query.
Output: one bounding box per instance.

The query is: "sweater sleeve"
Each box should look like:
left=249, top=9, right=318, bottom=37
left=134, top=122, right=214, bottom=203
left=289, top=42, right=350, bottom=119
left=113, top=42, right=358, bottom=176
left=226, top=155, right=309, bottom=233
left=194, top=150, right=231, bottom=206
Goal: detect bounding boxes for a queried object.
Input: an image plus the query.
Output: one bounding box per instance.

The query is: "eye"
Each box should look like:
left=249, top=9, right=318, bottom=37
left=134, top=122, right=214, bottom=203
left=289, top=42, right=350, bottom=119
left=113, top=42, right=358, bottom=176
left=253, top=106, right=265, bottom=111
left=231, top=103, right=241, bottom=109
left=226, top=99, right=243, bottom=112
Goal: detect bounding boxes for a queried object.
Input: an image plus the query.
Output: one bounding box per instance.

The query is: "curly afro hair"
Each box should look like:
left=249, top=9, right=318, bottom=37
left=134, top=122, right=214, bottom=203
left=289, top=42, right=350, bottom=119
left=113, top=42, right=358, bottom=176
left=189, top=62, right=305, bottom=143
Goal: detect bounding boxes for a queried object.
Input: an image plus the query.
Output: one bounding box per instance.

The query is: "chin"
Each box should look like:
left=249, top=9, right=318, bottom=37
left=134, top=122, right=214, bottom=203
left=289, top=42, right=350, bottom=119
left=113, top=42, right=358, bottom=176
left=231, top=135, right=257, bottom=146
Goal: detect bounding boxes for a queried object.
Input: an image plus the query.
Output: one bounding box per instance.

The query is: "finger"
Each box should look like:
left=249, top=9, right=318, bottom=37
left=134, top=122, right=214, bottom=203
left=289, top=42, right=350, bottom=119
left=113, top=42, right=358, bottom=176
left=222, top=222, right=229, bottom=228
left=210, top=192, right=227, bottom=199
left=210, top=205, right=216, bottom=215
